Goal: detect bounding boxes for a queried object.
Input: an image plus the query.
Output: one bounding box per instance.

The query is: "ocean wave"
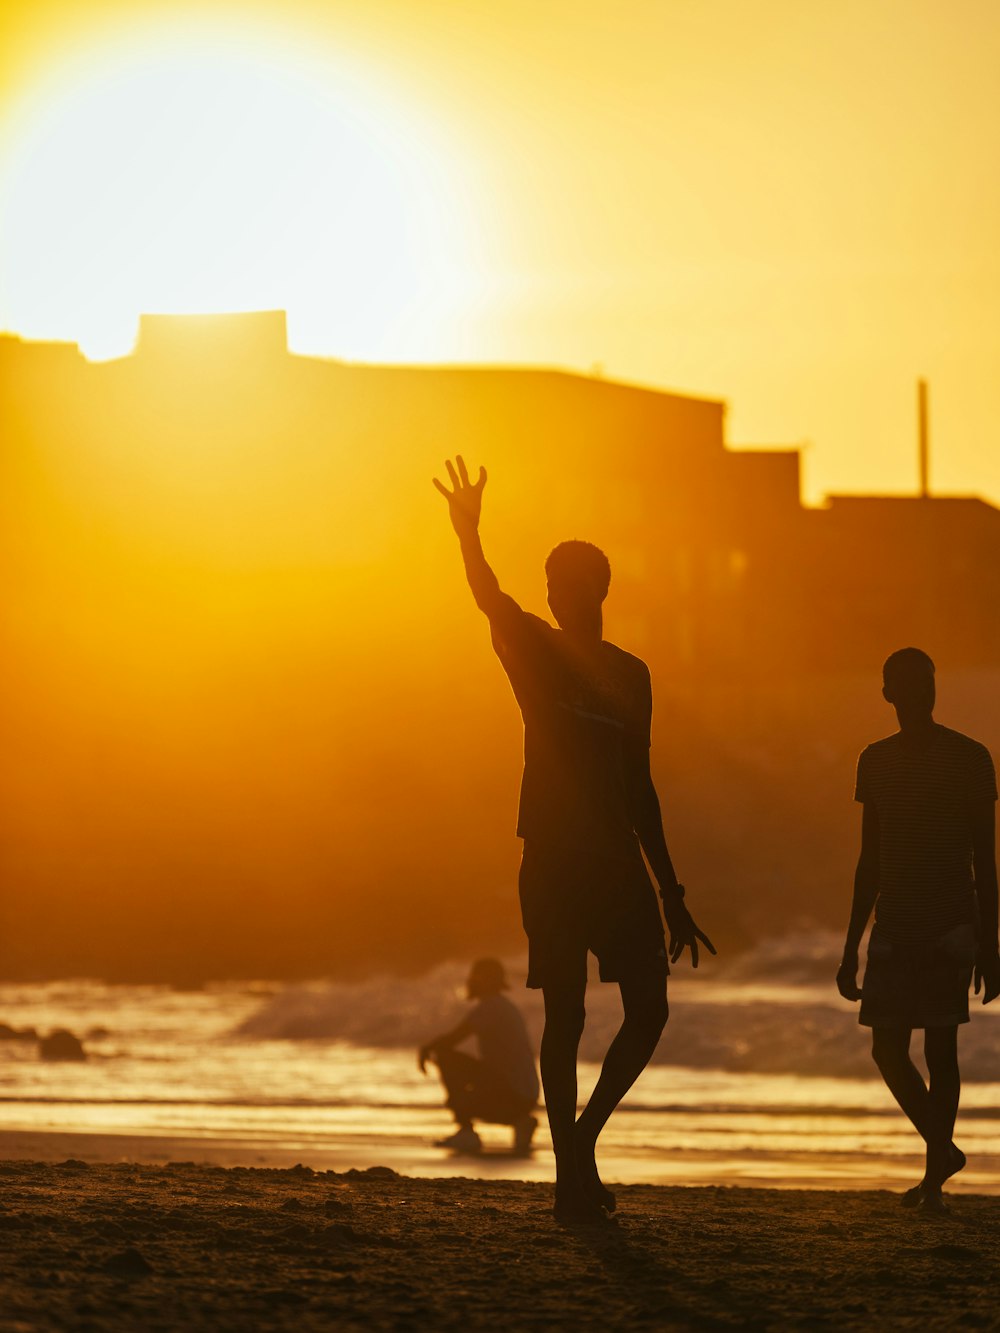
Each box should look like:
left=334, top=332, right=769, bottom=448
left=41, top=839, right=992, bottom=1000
left=234, top=935, right=1000, bottom=1081
left=709, top=930, right=846, bottom=986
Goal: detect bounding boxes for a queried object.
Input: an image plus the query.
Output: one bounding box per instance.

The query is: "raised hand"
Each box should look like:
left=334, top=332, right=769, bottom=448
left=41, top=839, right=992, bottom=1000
left=433, top=455, right=487, bottom=536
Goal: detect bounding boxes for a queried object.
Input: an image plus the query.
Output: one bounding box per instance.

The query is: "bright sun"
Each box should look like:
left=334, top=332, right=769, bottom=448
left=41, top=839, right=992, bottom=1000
left=0, top=26, right=466, bottom=361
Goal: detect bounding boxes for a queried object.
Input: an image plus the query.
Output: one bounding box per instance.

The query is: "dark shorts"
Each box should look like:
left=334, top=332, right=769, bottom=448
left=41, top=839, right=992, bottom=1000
left=518, top=837, right=668, bottom=990
left=860, top=922, right=976, bottom=1029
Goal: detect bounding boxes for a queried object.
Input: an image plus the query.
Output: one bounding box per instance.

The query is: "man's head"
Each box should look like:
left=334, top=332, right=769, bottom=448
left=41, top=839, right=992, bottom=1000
left=466, top=957, right=507, bottom=1000
left=545, top=540, right=611, bottom=631
left=882, top=647, right=936, bottom=716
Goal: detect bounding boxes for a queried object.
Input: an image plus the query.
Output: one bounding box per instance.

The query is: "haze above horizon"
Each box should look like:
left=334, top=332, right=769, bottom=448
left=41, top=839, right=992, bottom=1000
left=2, top=0, right=999, bottom=506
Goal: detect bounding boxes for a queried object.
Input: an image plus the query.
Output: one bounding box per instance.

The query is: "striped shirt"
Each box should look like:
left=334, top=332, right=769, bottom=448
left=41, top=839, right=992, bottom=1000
left=855, top=725, right=998, bottom=944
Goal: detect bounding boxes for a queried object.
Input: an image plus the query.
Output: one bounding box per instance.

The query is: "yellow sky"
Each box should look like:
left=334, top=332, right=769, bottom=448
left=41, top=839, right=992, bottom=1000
left=2, top=0, right=999, bottom=504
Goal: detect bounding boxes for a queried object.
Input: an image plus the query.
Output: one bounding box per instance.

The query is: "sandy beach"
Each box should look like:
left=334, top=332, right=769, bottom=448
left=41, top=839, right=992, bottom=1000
left=2, top=1154, right=998, bottom=1331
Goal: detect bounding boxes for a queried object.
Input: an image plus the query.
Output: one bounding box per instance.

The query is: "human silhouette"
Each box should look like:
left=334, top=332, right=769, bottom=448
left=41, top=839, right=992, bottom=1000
left=433, top=456, right=714, bottom=1222
left=418, top=957, right=539, bottom=1154
left=837, top=648, right=1000, bottom=1212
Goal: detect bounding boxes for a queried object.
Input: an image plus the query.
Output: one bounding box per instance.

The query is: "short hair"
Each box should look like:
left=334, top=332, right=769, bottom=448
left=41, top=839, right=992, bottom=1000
left=545, top=540, right=611, bottom=601
left=882, top=647, right=935, bottom=690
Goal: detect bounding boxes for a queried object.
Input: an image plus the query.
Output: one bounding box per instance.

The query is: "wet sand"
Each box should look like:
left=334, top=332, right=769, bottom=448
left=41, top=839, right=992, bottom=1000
left=5, top=1126, right=998, bottom=1194
left=1, top=1157, right=998, bottom=1330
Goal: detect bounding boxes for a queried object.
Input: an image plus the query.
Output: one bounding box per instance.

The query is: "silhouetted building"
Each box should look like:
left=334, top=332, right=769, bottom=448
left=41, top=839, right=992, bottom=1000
left=6, top=314, right=997, bottom=687
left=2, top=313, right=998, bottom=979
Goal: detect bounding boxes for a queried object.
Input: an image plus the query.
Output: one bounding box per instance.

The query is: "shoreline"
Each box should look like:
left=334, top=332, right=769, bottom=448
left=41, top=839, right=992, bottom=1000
left=1, top=1158, right=997, bottom=1330
left=2, top=1127, right=1000, bottom=1195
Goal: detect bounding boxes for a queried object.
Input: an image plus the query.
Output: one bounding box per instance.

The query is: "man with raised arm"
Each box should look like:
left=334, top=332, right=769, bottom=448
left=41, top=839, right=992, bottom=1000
left=838, top=648, right=1000, bottom=1213
left=434, top=456, right=714, bottom=1223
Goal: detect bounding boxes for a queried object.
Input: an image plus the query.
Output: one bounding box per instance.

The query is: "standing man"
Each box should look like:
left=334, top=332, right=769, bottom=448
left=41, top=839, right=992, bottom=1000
left=434, top=456, right=714, bottom=1222
left=838, top=648, right=1000, bottom=1212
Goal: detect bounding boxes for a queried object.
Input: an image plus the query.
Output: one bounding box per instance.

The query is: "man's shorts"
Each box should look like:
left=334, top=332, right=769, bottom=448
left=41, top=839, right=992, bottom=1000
left=518, top=837, right=668, bottom=990
left=859, top=922, right=976, bottom=1029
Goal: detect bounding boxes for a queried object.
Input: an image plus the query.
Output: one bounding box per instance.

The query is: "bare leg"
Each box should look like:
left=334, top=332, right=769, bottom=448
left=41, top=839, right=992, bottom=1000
left=923, top=1026, right=963, bottom=1204
left=871, top=1026, right=930, bottom=1135
left=575, top=973, right=668, bottom=1211
left=870, top=1026, right=963, bottom=1205
left=540, top=981, right=601, bottom=1221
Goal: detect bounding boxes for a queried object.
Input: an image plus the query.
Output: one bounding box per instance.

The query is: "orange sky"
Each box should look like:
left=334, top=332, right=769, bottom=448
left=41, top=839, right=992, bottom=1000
left=2, top=0, right=999, bottom=504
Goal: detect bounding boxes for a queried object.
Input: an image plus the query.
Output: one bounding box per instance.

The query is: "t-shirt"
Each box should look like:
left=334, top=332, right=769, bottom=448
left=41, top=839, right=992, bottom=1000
left=854, top=725, right=998, bottom=943
left=487, top=594, right=651, bottom=850
left=466, top=994, right=539, bottom=1102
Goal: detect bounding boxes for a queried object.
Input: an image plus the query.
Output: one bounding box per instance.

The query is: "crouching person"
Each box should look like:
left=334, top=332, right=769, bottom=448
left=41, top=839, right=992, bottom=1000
left=419, top=958, right=540, bottom=1154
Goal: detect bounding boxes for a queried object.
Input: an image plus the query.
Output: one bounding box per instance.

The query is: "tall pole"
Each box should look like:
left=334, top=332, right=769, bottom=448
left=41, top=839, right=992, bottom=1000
left=918, top=378, right=929, bottom=498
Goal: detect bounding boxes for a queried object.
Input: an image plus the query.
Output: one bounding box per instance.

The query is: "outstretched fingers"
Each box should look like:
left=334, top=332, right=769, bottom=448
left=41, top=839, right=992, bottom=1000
left=434, top=456, right=486, bottom=494
left=689, top=930, right=717, bottom=970
left=668, top=925, right=716, bottom=969
left=455, top=455, right=487, bottom=492
left=432, top=460, right=459, bottom=497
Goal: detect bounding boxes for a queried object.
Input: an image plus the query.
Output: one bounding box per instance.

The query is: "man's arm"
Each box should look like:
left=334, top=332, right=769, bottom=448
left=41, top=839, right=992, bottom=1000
left=433, top=456, right=513, bottom=622
left=418, top=1014, right=476, bottom=1074
left=627, top=737, right=715, bottom=969
left=972, top=799, right=1000, bottom=1004
left=837, top=802, right=879, bottom=1001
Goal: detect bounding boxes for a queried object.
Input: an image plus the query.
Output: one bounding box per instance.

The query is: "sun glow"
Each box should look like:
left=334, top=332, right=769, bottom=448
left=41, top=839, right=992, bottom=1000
left=0, top=25, right=470, bottom=361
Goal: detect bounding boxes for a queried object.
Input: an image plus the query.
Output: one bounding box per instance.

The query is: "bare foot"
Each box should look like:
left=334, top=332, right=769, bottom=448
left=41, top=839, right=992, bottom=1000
left=902, top=1144, right=965, bottom=1208
left=938, top=1143, right=966, bottom=1185
left=574, top=1126, right=616, bottom=1213
left=926, top=1141, right=966, bottom=1190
